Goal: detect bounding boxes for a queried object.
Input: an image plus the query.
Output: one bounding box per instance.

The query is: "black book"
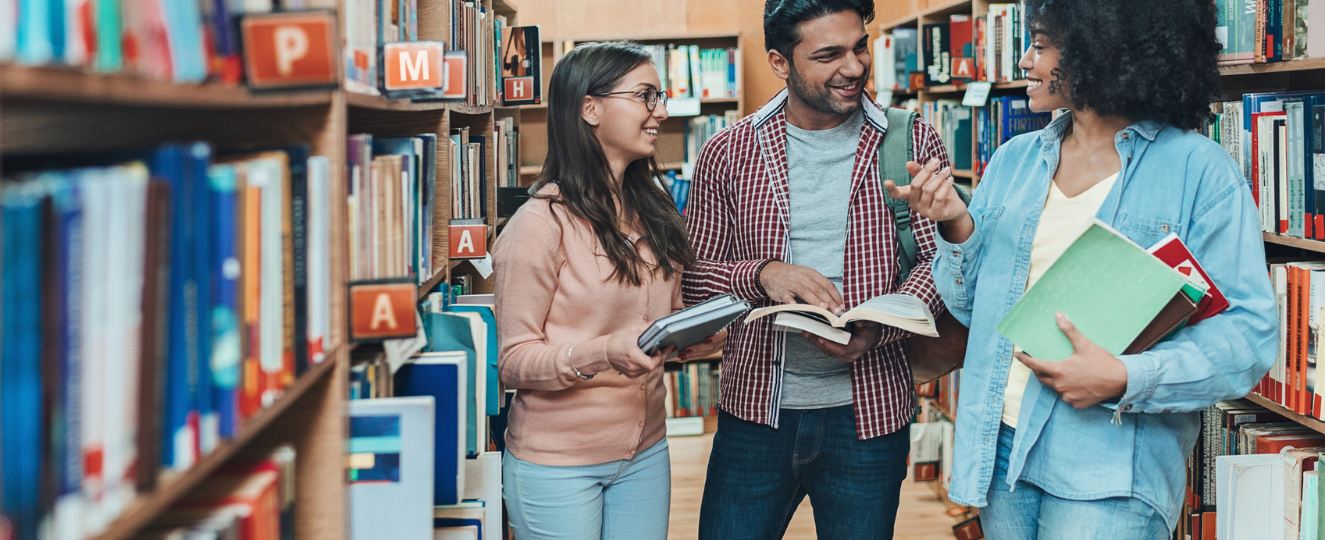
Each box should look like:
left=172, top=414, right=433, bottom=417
left=922, top=22, right=951, bottom=88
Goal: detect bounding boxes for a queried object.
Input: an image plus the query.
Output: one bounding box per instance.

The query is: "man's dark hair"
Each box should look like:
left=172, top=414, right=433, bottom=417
left=1025, top=0, right=1222, bottom=131
left=763, top=0, right=875, bottom=60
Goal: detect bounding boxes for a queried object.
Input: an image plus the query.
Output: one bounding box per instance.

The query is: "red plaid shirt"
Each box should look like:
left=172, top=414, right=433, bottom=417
left=682, top=89, right=950, bottom=439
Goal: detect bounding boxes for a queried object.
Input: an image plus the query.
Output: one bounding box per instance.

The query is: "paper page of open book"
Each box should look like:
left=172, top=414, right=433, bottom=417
left=841, top=294, right=939, bottom=337
left=773, top=312, right=852, bottom=344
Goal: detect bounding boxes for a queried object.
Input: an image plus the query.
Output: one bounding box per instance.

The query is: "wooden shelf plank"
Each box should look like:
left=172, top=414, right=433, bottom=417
left=952, top=169, right=974, bottom=179
left=0, top=64, right=333, bottom=108
left=916, top=79, right=1029, bottom=94
left=346, top=92, right=449, bottom=112
left=419, top=269, right=450, bottom=300
left=1246, top=392, right=1325, bottom=436
left=448, top=103, right=497, bottom=115
left=90, top=352, right=341, bottom=540
left=880, top=0, right=972, bottom=30
left=1220, top=58, right=1325, bottom=76
left=1264, top=232, right=1325, bottom=253
left=556, top=32, right=741, bottom=43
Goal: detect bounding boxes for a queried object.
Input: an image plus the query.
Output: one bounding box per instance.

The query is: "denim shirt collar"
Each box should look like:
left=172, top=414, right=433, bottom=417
left=1037, top=110, right=1167, bottom=144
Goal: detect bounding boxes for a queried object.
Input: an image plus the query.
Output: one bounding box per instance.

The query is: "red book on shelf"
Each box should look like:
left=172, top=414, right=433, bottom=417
left=1146, top=234, right=1230, bottom=326
left=1255, top=432, right=1325, bottom=454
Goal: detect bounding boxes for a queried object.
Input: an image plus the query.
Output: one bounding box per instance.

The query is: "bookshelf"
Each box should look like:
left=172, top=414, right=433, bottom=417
left=517, top=33, right=745, bottom=186
left=0, top=0, right=526, bottom=538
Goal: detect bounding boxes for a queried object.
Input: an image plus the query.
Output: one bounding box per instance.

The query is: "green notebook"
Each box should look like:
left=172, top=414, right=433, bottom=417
left=995, top=219, right=1195, bottom=361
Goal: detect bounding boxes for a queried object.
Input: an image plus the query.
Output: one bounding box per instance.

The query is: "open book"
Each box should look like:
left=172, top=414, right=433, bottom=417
left=744, top=294, right=939, bottom=345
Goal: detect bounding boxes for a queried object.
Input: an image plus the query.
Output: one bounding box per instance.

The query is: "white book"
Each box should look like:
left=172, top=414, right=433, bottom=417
left=106, top=165, right=148, bottom=517
left=249, top=157, right=287, bottom=407
left=0, top=0, right=14, bottom=61
left=349, top=397, right=435, bottom=540
left=307, top=157, right=331, bottom=364
left=79, top=170, right=111, bottom=535
left=1275, top=264, right=1289, bottom=402
left=460, top=451, right=502, bottom=540
left=874, top=34, right=896, bottom=104
left=940, top=420, right=955, bottom=489
left=1216, top=453, right=1285, bottom=540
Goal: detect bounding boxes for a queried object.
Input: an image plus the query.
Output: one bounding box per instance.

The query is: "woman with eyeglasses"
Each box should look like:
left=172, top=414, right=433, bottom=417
left=492, top=41, right=726, bottom=540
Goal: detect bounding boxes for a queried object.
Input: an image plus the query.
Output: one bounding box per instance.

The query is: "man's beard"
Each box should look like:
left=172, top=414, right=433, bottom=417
left=788, top=62, right=865, bottom=116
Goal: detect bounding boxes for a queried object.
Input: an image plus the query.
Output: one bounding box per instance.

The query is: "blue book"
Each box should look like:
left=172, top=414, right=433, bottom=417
left=160, top=0, right=207, bottom=82
left=349, top=397, right=436, bottom=540
left=208, top=163, right=242, bottom=439
left=16, top=0, right=53, bottom=64
left=186, top=143, right=217, bottom=455
left=1, top=184, right=44, bottom=540
left=393, top=352, right=467, bottom=506
left=448, top=305, right=498, bottom=416
left=151, top=144, right=198, bottom=470
left=424, top=312, right=480, bottom=457
left=50, top=178, right=84, bottom=528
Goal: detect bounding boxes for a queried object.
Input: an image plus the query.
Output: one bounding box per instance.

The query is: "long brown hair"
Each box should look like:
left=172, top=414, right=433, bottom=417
left=534, top=41, right=695, bottom=286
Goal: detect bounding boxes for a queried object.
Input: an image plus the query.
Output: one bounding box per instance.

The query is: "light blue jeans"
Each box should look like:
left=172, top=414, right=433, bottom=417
left=503, top=438, right=670, bottom=540
left=982, top=425, right=1170, bottom=540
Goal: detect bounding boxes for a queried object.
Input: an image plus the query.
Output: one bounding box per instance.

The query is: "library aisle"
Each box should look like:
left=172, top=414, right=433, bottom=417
left=666, top=434, right=965, bottom=540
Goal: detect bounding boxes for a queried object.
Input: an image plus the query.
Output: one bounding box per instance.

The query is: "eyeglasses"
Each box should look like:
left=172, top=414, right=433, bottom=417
left=596, top=88, right=668, bottom=112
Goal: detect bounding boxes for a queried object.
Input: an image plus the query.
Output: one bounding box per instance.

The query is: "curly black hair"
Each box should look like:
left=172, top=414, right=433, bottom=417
left=1025, top=0, right=1222, bottom=131
left=764, top=0, right=875, bottom=59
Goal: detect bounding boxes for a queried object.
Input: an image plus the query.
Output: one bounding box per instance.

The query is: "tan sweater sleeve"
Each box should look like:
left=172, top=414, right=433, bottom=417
left=493, top=206, right=613, bottom=390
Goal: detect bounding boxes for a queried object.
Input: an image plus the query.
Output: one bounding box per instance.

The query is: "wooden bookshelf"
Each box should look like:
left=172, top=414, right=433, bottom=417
left=90, top=356, right=341, bottom=540
left=1264, top=233, right=1325, bottom=254
left=0, top=64, right=335, bottom=108
left=1246, top=393, right=1325, bottom=436
left=0, top=0, right=527, bottom=537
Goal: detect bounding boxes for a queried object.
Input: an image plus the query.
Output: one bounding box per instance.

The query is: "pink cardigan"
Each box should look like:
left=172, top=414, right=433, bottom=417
left=493, top=185, right=681, bottom=466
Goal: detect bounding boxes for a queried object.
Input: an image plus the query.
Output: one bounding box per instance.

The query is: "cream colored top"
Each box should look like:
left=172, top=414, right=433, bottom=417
left=493, top=184, right=682, bottom=466
left=1001, top=173, right=1118, bottom=428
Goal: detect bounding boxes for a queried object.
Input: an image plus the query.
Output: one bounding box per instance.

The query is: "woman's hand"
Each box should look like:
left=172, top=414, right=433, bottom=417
left=1016, top=313, right=1129, bottom=409
left=883, top=159, right=976, bottom=244
left=678, top=329, right=727, bottom=362
left=605, top=322, right=668, bottom=378
left=883, top=159, right=969, bottom=223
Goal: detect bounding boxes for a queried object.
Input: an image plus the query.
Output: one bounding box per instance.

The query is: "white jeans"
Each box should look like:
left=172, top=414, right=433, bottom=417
left=503, top=438, right=671, bottom=540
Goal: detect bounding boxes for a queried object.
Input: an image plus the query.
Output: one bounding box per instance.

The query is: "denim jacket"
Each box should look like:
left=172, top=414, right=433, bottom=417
left=934, top=112, right=1278, bottom=528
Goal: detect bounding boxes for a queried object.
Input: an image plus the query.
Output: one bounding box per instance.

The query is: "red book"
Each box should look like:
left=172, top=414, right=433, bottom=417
left=1255, top=432, right=1325, bottom=454
left=1146, top=233, right=1230, bottom=325
left=949, top=15, right=975, bottom=83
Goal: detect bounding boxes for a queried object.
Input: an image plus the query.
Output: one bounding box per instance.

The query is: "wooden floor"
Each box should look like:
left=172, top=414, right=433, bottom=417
left=666, top=433, right=968, bottom=540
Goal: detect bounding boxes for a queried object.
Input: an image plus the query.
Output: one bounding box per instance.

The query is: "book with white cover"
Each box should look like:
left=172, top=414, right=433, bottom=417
left=1216, top=453, right=1285, bottom=540
left=349, top=397, right=434, bottom=540
left=745, top=293, right=938, bottom=345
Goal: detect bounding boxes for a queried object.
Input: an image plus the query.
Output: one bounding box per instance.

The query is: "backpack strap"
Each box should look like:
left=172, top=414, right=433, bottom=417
left=879, top=108, right=974, bottom=287
left=880, top=108, right=920, bottom=286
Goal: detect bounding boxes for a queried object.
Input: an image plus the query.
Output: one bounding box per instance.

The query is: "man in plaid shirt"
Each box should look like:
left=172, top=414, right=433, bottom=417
left=684, top=0, right=951, bottom=537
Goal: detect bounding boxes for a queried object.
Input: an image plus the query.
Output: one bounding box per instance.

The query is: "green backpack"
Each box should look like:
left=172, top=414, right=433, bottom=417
left=878, top=107, right=973, bottom=285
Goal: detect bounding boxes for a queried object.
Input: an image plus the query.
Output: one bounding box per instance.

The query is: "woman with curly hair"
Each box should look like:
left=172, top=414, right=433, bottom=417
left=885, top=0, right=1277, bottom=537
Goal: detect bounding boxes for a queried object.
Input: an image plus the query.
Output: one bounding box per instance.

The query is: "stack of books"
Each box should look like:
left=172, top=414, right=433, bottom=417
left=637, top=44, right=740, bottom=100
left=347, top=133, right=441, bottom=284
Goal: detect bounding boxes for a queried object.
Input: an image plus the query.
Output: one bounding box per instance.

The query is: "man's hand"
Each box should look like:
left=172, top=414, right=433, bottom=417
left=802, top=322, right=882, bottom=363
left=759, top=261, right=845, bottom=314
left=1016, top=313, right=1129, bottom=409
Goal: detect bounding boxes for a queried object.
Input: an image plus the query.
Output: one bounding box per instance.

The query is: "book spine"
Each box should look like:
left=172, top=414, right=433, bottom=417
left=289, top=148, right=310, bottom=376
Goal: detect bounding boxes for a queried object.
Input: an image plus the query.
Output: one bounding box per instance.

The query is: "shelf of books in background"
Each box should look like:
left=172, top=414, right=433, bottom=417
left=519, top=35, right=743, bottom=215
left=340, top=2, right=529, bottom=539
left=662, top=361, right=722, bottom=437
left=874, top=2, right=1050, bottom=187
left=0, top=0, right=351, bottom=535
left=0, top=142, right=335, bottom=540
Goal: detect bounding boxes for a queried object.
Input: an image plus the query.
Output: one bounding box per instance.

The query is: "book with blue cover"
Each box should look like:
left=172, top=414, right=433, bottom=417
left=150, top=144, right=199, bottom=472
left=349, top=397, right=435, bottom=540
left=208, top=163, right=242, bottom=440
left=448, top=305, right=498, bottom=416
left=2, top=183, right=45, bottom=540
left=159, top=0, right=206, bottom=82
left=424, top=312, right=481, bottom=457
left=393, top=352, right=467, bottom=506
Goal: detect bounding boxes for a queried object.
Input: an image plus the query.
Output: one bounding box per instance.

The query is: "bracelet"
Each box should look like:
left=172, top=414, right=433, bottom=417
left=568, top=343, right=594, bottom=380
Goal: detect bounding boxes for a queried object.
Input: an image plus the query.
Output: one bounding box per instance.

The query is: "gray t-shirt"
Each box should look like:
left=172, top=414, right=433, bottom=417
left=779, top=110, right=863, bottom=410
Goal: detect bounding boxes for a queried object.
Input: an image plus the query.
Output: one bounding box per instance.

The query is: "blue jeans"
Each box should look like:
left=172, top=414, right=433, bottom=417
left=503, top=438, right=670, bottom=540
left=983, top=424, right=1170, bottom=540
left=698, top=406, right=910, bottom=539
